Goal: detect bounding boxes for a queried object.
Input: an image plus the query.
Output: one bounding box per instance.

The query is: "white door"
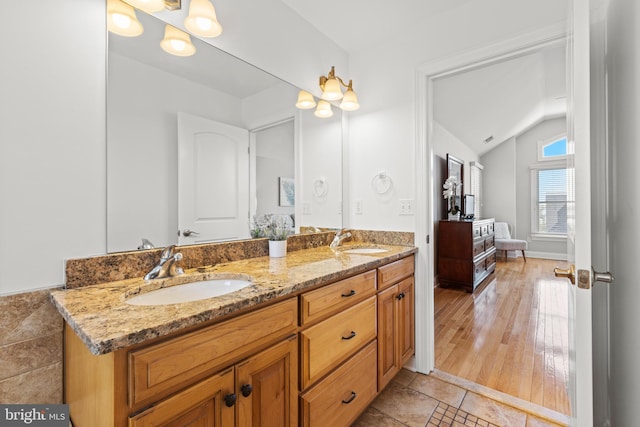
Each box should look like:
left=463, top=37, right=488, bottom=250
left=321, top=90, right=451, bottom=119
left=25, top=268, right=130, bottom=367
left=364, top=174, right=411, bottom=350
left=178, top=113, right=250, bottom=244
left=560, top=1, right=593, bottom=425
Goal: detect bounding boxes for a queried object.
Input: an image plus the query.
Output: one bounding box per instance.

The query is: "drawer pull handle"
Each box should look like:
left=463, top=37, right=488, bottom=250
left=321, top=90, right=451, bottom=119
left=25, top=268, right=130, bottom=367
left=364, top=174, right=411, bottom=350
left=240, top=384, right=253, bottom=397
left=224, top=393, right=237, bottom=407
left=342, top=391, right=357, bottom=404
left=341, top=290, right=356, bottom=297
left=341, top=331, right=356, bottom=340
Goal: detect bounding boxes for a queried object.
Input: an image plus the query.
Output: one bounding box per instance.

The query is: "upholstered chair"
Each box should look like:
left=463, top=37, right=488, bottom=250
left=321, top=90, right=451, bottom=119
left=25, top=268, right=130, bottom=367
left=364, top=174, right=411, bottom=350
left=494, top=222, right=527, bottom=262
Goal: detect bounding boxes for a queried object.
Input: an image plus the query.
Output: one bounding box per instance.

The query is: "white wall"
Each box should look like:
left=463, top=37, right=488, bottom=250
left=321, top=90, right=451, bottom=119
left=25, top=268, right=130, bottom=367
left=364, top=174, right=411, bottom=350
left=345, top=0, right=567, bottom=233
left=1, top=0, right=348, bottom=295
left=432, top=122, right=479, bottom=199
left=607, top=0, right=640, bottom=424
left=481, top=118, right=567, bottom=259
left=481, top=138, right=517, bottom=225
left=298, top=110, right=343, bottom=229
left=0, top=0, right=106, bottom=294
left=255, top=121, right=295, bottom=218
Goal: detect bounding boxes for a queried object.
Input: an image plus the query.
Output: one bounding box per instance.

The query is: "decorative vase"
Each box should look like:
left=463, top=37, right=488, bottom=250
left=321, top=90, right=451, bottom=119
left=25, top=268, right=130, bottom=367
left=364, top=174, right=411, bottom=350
left=448, top=212, right=460, bottom=221
left=268, top=240, right=287, bottom=258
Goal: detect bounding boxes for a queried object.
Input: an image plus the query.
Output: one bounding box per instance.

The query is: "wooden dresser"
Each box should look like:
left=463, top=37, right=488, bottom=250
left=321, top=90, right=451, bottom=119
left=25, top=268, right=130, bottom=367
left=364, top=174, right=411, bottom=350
left=437, top=218, right=496, bottom=292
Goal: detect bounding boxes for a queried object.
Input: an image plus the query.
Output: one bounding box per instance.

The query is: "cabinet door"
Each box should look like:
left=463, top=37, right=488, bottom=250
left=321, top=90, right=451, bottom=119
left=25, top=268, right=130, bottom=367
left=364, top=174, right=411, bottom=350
left=377, top=284, right=399, bottom=390
left=236, top=335, right=298, bottom=427
left=377, top=277, right=415, bottom=391
left=397, top=277, right=415, bottom=365
left=129, top=368, right=235, bottom=427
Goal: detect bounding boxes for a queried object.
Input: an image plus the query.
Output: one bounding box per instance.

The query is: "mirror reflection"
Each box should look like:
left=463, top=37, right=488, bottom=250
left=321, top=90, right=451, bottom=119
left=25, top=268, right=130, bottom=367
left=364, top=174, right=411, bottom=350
left=106, top=8, right=342, bottom=252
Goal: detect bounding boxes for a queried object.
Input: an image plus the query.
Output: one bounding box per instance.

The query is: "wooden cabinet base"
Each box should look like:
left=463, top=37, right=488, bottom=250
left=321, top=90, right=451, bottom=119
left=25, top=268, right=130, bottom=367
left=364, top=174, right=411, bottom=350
left=300, top=341, right=378, bottom=427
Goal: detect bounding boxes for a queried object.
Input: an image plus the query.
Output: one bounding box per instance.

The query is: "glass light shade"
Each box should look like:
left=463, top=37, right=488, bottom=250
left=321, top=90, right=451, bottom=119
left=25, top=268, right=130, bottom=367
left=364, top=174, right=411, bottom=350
left=160, top=25, right=196, bottom=56
left=314, top=100, right=334, bottom=118
left=107, top=0, right=143, bottom=37
left=185, top=0, right=223, bottom=37
left=125, top=0, right=165, bottom=12
left=321, top=77, right=343, bottom=100
left=339, top=89, right=360, bottom=111
left=295, top=90, right=316, bottom=109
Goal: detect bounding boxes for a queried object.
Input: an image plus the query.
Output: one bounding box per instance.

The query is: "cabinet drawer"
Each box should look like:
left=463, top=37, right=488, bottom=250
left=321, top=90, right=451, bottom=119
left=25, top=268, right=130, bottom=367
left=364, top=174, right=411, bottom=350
left=473, top=240, right=485, bottom=257
left=300, top=270, right=376, bottom=326
left=488, top=221, right=495, bottom=234
left=484, top=235, right=495, bottom=250
left=300, top=296, right=377, bottom=389
left=485, top=250, right=497, bottom=270
left=473, top=256, right=487, bottom=280
left=300, top=340, right=378, bottom=427
left=128, top=298, right=297, bottom=407
left=377, top=255, right=414, bottom=291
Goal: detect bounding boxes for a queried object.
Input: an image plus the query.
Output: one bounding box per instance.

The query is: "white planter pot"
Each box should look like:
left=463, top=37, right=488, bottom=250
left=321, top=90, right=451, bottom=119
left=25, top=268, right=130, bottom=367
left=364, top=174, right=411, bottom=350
left=268, top=240, right=287, bottom=258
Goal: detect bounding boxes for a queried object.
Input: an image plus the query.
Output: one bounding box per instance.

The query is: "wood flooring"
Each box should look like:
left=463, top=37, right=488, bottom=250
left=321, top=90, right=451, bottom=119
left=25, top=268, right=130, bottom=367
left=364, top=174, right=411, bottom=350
left=435, top=257, right=571, bottom=415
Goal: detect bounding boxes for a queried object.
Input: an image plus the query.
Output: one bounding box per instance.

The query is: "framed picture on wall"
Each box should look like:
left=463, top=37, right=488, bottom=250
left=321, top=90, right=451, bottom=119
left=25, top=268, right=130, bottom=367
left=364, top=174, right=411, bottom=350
left=446, top=154, right=464, bottom=213
left=279, top=177, right=295, bottom=207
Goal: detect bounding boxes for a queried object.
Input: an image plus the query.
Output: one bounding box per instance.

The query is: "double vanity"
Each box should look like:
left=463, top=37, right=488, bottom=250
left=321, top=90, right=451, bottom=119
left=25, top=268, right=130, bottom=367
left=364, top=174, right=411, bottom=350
left=51, top=231, right=416, bottom=427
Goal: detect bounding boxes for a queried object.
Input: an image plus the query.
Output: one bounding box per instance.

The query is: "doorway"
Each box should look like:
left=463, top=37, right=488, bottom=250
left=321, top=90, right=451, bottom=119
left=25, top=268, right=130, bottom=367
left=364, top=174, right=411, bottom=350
left=413, top=26, right=572, bottom=416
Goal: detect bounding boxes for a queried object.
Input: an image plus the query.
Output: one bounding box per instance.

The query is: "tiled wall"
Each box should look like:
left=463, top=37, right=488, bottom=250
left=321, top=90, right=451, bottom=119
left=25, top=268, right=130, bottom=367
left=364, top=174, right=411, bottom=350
left=0, top=289, right=63, bottom=403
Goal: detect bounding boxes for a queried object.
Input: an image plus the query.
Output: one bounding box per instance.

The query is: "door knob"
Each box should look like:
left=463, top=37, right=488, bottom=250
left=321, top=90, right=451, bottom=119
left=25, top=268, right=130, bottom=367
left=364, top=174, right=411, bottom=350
left=554, top=265, right=576, bottom=285
left=182, top=229, right=200, bottom=237
left=593, top=267, right=614, bottom=284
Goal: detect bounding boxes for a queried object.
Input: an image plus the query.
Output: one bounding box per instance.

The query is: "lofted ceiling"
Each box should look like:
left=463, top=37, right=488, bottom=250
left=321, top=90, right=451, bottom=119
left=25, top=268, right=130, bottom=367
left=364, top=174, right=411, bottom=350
left=433, top=43, right=567, bottom=156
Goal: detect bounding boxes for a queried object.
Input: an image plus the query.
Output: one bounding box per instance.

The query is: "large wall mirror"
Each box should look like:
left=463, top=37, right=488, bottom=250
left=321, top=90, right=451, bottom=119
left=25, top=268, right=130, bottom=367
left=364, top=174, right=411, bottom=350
left=107, top=6, right=343, bottom=253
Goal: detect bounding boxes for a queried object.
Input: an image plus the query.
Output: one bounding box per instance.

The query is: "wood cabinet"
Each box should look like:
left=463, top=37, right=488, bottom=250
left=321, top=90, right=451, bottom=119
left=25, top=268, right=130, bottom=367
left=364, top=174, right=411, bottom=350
left=438, top=218, right=496, bottom=292
left=377, top=258, right=415, bottom=390
left=65, top=299, right=298, bottom=427
left=65, top=253, right=416, bottom=427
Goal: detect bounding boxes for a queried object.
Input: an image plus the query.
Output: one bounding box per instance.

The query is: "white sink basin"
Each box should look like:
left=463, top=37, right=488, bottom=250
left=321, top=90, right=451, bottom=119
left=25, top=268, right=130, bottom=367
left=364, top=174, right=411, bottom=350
left=126, top=279, right=252, bottom=306
left=342, top=247, right=389, bottom=254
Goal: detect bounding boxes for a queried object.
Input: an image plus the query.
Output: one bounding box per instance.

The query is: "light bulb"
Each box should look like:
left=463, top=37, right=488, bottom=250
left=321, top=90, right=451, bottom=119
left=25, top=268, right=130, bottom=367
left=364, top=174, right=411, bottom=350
left=160, top=25, right=196, bottom=57
left=314, top=100, right=334, bottom=118
left=185, top=0, right=223, bottom=37
left=295, top=90, right=316, bottom=109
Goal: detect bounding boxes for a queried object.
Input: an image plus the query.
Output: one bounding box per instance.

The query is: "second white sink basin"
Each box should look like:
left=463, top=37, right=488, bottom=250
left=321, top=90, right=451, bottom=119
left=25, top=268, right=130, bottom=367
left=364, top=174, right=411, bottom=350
left=126, top=279, right=252, bottom=306
left=343, top=247, right=389, bottom=254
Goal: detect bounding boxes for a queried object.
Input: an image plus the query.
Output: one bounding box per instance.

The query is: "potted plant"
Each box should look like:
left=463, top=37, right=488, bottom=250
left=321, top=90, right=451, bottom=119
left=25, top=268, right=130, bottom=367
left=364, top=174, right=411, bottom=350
left=442, top=176, right=462, bottom=220
left=251, top=214, right=293, bottom=257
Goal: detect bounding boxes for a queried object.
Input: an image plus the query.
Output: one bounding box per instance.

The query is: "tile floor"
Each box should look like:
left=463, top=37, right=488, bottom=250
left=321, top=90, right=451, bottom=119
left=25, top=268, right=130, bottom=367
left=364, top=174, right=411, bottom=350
left=352, top=369, right=568, bottom=427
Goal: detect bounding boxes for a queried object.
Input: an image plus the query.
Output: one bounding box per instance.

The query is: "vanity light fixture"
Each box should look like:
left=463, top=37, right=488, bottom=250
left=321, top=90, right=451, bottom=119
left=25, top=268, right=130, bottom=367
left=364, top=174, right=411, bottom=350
left=314, top=100, right=334, bottom=118
left=295, top=90, right=317, bottom=109
left=160, top=24, right=196, bottom=56
left=107, top=0, right=144, bottom=37
left=296, top=66, right=360, bottom=117
left=320, top=66, right=359, bottom=111
left=185, top=0, right=223, bottom=38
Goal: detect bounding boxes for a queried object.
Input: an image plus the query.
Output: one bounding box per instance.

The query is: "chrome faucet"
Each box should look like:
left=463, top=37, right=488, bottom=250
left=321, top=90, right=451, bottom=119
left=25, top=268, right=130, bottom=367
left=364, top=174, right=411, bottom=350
left=144, top=245, right=184, bottom=280
left=330, top=229, right=352, bottom=249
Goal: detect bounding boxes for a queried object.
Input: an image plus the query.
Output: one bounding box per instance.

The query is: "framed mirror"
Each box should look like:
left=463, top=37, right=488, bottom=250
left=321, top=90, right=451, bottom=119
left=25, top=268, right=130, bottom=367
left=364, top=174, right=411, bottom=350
left=106, top=7, right=342, bottom=253
left=446, top=153, right=464, bottom=216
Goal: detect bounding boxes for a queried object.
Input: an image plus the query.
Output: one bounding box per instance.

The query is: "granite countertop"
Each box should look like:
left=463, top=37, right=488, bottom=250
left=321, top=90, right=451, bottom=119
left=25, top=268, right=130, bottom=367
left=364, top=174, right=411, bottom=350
left=50, top=243, right=416, bottom=356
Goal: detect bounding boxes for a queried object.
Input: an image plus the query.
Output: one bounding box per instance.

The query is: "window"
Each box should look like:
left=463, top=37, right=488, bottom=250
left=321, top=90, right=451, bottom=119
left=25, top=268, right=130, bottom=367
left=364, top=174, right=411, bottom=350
left=531, top=135, right=571, bottom=238
left=537, top=134, right=568, bottom=161
left=469, top=161, right=483, bottom=218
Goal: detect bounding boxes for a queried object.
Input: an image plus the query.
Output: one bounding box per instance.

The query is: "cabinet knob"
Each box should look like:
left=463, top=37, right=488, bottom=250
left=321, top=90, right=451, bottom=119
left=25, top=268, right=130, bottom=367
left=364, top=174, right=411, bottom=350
left=396, top=292, right=405, bottom=300
left=240, top=383, right=253, bottom=397
left=224, top=393, right=237, bottom=407
left=341, top=331, right=357, bottom=340
left=341, top=391, right=357, bottom=404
